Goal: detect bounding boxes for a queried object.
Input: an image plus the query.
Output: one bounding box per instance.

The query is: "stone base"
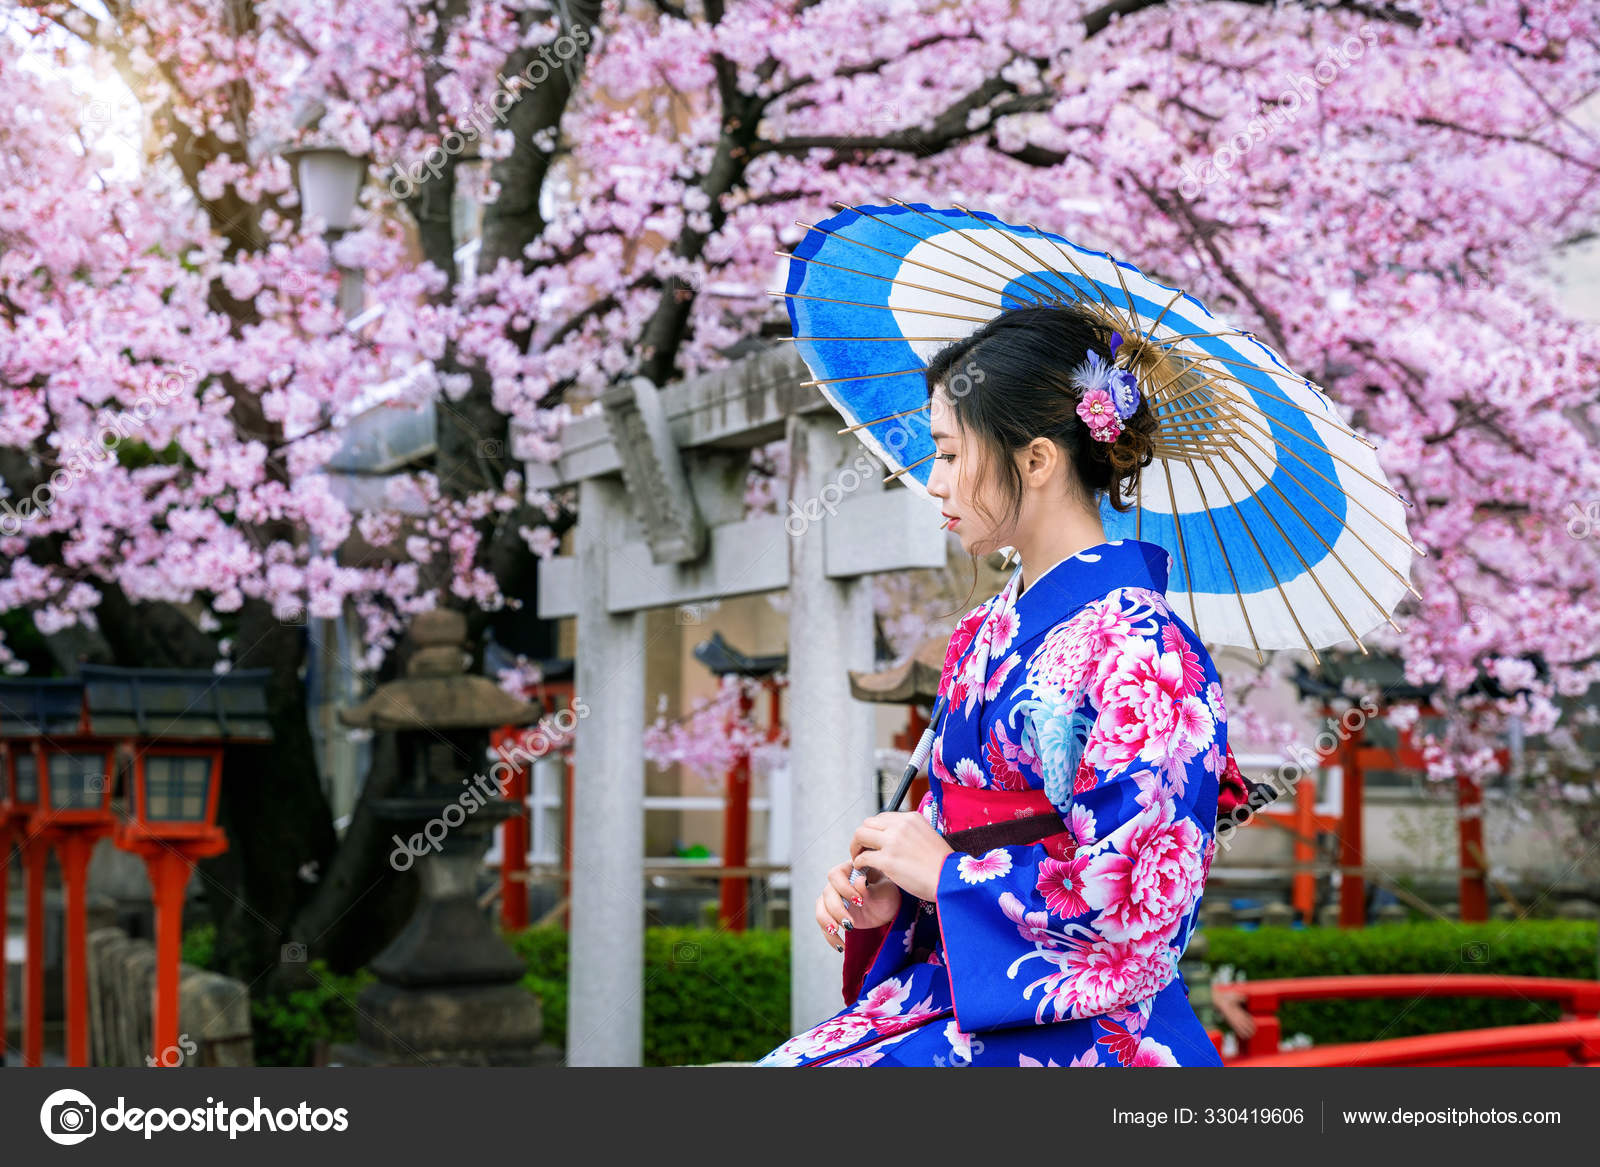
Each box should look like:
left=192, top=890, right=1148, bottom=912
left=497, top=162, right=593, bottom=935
left=337, top=980, right=556, bottom=1067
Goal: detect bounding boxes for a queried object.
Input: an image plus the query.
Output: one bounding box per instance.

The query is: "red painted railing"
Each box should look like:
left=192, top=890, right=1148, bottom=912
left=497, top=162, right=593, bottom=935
left=1227, top=1020, right=1600, bottom=1067
left=1214, top=975, right=1600, bottom=1066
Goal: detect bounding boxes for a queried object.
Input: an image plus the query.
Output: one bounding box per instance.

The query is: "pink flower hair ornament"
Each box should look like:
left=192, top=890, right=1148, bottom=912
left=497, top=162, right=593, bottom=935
left=1071, top=330, right=1142, bottom=444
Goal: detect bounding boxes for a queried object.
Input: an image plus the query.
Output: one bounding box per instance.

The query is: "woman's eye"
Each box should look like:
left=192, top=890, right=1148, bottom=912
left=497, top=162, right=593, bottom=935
left=935, top=452, right=955, bottom=463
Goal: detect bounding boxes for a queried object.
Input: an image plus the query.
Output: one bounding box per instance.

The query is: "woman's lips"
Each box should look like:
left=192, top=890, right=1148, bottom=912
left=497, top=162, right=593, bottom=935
left=943, top=514, right=961, bottom=529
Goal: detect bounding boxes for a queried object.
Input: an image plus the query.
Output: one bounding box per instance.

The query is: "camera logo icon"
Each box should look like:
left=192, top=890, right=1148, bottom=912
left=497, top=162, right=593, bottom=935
left=40, top=1088, right=97, bottom=1145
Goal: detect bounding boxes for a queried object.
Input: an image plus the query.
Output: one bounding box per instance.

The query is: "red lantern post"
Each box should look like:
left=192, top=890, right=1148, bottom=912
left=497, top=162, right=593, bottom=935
left=20, top=832, right=47, bottom=1067
left=113, top=744, right=227, bottom=1068
left=31, top=737, right=118, bottom=1068
left=0, top=743, right=27, bottom=1065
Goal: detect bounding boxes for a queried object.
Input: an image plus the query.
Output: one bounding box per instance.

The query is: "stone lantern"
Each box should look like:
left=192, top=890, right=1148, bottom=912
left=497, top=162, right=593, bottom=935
left=333, top=609, right=556, bottom=1066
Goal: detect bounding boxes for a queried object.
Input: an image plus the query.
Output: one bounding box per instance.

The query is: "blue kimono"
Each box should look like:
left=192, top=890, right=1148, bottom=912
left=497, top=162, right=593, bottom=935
left=756, top=538, right=1225, bottom=1067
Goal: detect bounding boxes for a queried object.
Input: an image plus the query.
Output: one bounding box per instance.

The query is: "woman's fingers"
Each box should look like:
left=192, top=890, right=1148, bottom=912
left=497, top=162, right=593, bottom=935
left=850, top=822, right=887, bottom=863
left=814, top=892, right=844, bottom=952
left=828, top=862, right=864, bottom=910
left=822, top=881, right=857, bottom=933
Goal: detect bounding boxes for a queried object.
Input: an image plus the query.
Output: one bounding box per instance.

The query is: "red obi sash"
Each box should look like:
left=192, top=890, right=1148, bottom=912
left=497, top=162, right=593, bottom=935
left=938, top=782, right=1077, bottom=860
left=939, top=782, right=1057, bottom=830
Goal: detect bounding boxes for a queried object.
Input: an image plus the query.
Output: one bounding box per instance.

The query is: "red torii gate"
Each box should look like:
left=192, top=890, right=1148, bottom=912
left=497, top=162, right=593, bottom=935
left=1285, top=656, right=1527, bottom=926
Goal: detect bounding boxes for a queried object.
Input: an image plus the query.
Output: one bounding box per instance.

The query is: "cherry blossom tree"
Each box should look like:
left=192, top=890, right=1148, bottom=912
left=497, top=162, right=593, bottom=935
left=2, top=0, right=1599, bottom=998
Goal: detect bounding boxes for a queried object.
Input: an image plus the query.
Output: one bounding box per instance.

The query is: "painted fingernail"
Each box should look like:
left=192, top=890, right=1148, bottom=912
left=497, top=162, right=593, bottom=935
left=825, top=923, right=838, bottom=934
left=840, top=919, right=853, bottom=931
left=834, top=943, right=844, bottom=952
left=851, top=895, right=864, bottom=907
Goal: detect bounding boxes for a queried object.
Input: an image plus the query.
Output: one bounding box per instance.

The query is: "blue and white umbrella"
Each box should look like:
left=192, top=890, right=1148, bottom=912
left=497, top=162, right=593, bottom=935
left=775, top=199, right=1422, bottom=663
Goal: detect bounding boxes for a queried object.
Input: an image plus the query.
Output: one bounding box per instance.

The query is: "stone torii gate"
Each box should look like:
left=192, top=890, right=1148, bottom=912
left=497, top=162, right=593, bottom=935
left=525, top=343, right=947, bottom=1065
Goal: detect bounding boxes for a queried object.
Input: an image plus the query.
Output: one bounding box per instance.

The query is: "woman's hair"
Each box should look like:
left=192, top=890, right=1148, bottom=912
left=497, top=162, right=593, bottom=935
left=924, top=300, right=1159, bottom=616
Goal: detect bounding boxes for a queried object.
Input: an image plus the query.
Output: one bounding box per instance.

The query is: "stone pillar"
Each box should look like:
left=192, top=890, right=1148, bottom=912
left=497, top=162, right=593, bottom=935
left=566, top=475, right=648, bottom=1065
left=783, top=413, right=880, bottom=1033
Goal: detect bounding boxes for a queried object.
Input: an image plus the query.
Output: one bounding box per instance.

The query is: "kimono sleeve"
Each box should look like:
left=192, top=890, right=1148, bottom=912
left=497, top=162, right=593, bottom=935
left=932, top=595, right=1222, bottom=1032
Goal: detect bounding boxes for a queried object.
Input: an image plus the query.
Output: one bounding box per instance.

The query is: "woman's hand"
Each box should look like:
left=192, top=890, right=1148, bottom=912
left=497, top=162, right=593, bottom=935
left=849, top=811, right=954, bottom=903
left=815, top=860, right=901, bottom=951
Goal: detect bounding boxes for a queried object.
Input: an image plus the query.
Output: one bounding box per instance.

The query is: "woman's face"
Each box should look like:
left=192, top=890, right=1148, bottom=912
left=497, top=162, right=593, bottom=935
left=926, top=383, right=1009, bottom=557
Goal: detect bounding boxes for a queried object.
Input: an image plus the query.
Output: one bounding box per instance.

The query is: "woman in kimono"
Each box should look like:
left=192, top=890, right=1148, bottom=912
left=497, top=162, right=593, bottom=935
left=756, top=302, right=1226, bottom=1067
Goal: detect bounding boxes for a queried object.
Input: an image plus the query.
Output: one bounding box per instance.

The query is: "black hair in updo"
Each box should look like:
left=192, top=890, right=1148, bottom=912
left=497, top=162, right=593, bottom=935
left=924, top=300, right=1159, bottom=614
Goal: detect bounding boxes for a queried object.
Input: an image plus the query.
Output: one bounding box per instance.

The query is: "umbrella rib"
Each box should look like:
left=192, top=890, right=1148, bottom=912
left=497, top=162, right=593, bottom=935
left=1215, top=439, right=1405, bottom=640
left=949, top=204, right=1094, bottom=311
left=1199, top=448, right=1322, bottom=665
left=793, top=219, right=1024, bottom=304
left=1173, top=345, right=1337, bottom=395
left=1166, top=382, right=1419, bottom=563
left=777, top=250, right=1021, bottom=313
left=1178, top=456, right=1265, bottom=666
left=768, top=289, right=989, bottom=324
left=1023, top=230, right=1138, bottom=336
left=906, top=200, right=1068, bottom=306
left=1136, top=341, right=1259, bottom=414
left=1146, top=327, right=1256, bottom=347
left=1209, top=446, right=1370, bottom=652
left=1142, top=330, right=1341, bottom=403
left=1222, top=413, right=1427, bottom=592
left=1107, top=257, right=1151, bottom=355
left=882, top=449, right=936, bottom=483
left=801, top=365, right=926, bottom=387
left=791, top=335, right=967, bottom=342
left=1221, top=420, right=1425, bottom=599
left=1204, top=381, right=1411, bottom=510
left=832, top=201, right=1050, bottom=306
left=1155, top=395, right=1232, bottom=430
left=841, top=402, right=929, bottom=433
left=1178, top=365, right=1400, bottom=503
left=1144, top=286, right=1191, bottom=338
left=1160, top=344, right=1375, bottom=449
left=1019, top=220, right=1119, bottom=313
left=1158, top=456, right=1204, bottom=648
left=1147, top=362, right=1235, bottom=417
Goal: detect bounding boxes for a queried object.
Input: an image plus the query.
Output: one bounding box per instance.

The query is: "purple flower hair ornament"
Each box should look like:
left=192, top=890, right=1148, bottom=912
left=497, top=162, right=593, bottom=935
left=1070, top=341, right=1142, bottom=444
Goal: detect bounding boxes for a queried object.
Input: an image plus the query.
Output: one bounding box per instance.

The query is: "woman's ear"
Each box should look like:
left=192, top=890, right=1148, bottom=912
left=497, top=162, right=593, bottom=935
left=1017, top=435, right=1061, bottom=486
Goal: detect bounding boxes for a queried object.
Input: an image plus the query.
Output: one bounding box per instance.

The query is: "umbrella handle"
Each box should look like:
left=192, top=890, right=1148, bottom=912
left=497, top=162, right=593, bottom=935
left=849, top=694, right=947, bottom=886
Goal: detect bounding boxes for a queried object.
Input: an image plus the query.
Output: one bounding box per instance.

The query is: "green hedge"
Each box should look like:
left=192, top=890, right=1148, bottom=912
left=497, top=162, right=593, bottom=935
left=1205, top=921, right=1599, bottom=1045
left=251, top=962, right=376, bottom=1067
left=506, top=925, right=792, bottom=1066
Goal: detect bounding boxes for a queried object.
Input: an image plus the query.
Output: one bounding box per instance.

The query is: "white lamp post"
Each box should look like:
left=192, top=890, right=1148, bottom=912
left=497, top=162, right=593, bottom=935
left=285, top=141, right=368, bottom=318
left=285, top=144, right=367, bottom=232
left=284, top=138, right=369, bottom=809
